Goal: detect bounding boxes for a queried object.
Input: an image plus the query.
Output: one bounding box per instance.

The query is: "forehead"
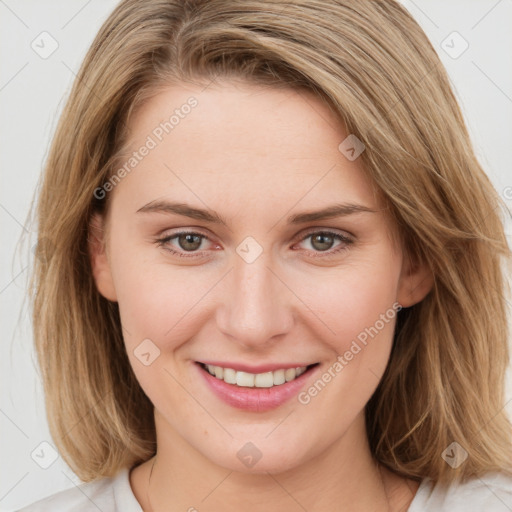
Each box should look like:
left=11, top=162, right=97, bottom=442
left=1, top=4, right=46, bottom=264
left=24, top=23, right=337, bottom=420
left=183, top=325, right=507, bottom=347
left=111, top=80, right=382, bottom=215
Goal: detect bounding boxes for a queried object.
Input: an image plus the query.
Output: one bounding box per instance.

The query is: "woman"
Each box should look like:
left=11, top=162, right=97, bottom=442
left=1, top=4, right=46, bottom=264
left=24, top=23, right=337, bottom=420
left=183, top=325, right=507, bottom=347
left=20, top=0, right=512, bottom=510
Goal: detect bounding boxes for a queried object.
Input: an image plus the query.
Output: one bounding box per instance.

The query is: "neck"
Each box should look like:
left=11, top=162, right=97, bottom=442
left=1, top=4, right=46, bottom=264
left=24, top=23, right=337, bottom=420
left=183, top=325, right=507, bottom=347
left=130, top=411, right=419, bottom=512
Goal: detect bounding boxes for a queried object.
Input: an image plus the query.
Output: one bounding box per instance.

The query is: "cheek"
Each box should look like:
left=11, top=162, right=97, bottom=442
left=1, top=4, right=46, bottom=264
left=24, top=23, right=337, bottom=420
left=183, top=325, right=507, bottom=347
left=292, top=265, right=401, bottom=419
left=291, top=256, right=401, bottom=367
left=290, top=262, right=400, bottom=402
left=109, top=240, right=212, bottom=357
left=110, top=225, right=401, bottom=360
left=109, top=252, right=199, bottom=401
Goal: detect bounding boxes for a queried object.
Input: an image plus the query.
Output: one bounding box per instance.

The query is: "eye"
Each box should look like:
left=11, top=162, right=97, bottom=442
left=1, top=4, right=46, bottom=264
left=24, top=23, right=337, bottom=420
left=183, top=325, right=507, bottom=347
left=156, top=230, right=215, bottom=258
left=155, top=229, right=354, bottom=259
left=293, top=230, right=353, bottom=258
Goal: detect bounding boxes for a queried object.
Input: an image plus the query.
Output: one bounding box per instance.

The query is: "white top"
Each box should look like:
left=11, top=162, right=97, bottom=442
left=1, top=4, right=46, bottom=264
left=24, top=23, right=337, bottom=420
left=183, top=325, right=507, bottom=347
left=15, top=467, right=512, bottom=511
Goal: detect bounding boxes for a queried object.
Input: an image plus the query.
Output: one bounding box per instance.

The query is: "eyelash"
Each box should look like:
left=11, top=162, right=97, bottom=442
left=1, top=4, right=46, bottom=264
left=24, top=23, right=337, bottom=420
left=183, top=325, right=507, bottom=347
left=155, top=229, right=354, bottom=260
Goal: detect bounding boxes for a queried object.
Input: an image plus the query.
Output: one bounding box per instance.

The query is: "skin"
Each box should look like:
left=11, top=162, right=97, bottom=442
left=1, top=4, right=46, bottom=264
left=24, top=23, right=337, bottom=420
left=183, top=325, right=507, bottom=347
left=89, top=79, right=432, bottom=511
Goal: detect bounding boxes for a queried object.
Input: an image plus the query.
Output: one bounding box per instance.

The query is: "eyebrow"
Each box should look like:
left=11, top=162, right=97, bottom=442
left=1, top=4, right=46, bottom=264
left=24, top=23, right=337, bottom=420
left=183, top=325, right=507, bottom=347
left=136, top=200, right=378, bottom=226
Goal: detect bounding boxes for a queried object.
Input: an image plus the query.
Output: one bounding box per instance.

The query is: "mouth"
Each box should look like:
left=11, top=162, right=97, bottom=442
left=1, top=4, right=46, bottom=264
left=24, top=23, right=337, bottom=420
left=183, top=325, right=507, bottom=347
left=196, top=361, right=320, bottom=388
left=195, top=360, right=321, bottom=412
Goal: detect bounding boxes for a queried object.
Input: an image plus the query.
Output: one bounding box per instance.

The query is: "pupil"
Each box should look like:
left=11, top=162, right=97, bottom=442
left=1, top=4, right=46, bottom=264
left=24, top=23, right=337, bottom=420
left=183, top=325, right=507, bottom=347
left=179, top=234, right=201, bottom=251
left=312, top=233, right=333, bottom=251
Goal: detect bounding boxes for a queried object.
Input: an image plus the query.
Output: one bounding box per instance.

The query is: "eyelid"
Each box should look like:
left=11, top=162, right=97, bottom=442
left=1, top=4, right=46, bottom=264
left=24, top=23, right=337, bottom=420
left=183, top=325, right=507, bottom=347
left=156, top=226, right=354, bottom=245
left=293, top=226, right=354, bottom=242
left=155, top=229, right=218, bottom=257
left=155, top=226, right=355, bottom=260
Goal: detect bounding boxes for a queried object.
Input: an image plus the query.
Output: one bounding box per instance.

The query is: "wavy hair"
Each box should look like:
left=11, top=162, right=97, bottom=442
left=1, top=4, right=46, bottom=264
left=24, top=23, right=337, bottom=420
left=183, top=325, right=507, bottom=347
left=26, top=0, right=512, bottom=485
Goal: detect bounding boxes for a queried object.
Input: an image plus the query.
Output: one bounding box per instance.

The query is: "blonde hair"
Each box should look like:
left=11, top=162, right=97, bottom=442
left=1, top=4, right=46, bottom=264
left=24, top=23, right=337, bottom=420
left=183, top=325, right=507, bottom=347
left=27, top=0, right=512, bottom=485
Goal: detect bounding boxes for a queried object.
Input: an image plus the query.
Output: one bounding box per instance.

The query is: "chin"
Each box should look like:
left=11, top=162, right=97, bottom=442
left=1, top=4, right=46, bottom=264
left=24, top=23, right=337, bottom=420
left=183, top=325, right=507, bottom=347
left=203, top=438, right=310, bottom=475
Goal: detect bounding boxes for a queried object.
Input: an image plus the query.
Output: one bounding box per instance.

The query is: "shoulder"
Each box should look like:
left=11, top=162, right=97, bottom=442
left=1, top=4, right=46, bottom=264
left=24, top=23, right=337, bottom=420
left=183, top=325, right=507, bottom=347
left=15, top=467, right=142, bottom=512
left=409, top=471, right=512, bottom=512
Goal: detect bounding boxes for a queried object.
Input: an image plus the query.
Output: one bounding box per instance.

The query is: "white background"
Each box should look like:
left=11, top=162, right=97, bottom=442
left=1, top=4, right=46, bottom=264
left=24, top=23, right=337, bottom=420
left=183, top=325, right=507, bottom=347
left=1, top=1, right=511, bottom=510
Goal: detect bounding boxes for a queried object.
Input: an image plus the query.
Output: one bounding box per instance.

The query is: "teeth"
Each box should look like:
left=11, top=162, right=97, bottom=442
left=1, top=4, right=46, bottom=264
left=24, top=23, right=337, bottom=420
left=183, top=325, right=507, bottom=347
left=236, top=371, right=255, bottom=387
left=273, top=369, right=285, bottom=385
left=223, top=368, right=236, bottom=384
left=285, top=368, right=296, bottom=381
left=203, top=364, right=310, bottom=387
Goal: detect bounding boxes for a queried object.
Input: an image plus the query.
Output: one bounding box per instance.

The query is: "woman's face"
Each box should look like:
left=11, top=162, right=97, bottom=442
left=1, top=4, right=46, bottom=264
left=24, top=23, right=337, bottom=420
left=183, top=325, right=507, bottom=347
left=90, top=80, right=431, bottom=473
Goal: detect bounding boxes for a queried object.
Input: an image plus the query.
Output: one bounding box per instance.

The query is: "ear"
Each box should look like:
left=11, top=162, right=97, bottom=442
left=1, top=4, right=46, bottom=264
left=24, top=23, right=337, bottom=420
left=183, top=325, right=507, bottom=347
left=88, top=212, right=118, bottom=302
left=396, top=249, right=434, bottom=308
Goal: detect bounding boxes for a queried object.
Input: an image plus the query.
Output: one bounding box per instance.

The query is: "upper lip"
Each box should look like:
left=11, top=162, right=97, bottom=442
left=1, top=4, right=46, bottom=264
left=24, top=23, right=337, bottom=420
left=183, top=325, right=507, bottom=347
left=197, top=361, right=318, bottom=373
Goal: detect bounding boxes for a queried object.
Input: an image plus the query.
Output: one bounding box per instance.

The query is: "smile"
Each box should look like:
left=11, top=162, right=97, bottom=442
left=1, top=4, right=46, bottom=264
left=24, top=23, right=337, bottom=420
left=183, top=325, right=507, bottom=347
left=199, top=362, right=318, bottom=388
left=195, top=361, right=321, bottom=412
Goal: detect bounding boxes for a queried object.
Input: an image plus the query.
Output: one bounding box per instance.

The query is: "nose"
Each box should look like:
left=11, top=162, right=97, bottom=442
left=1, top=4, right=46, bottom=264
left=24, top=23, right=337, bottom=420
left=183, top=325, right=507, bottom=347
left=215, top=246, right=294, bottom=349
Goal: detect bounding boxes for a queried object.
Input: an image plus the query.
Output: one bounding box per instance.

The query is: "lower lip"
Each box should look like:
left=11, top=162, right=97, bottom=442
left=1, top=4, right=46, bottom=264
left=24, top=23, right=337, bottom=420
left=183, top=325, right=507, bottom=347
left=195, top=362, right=319, bottom=412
